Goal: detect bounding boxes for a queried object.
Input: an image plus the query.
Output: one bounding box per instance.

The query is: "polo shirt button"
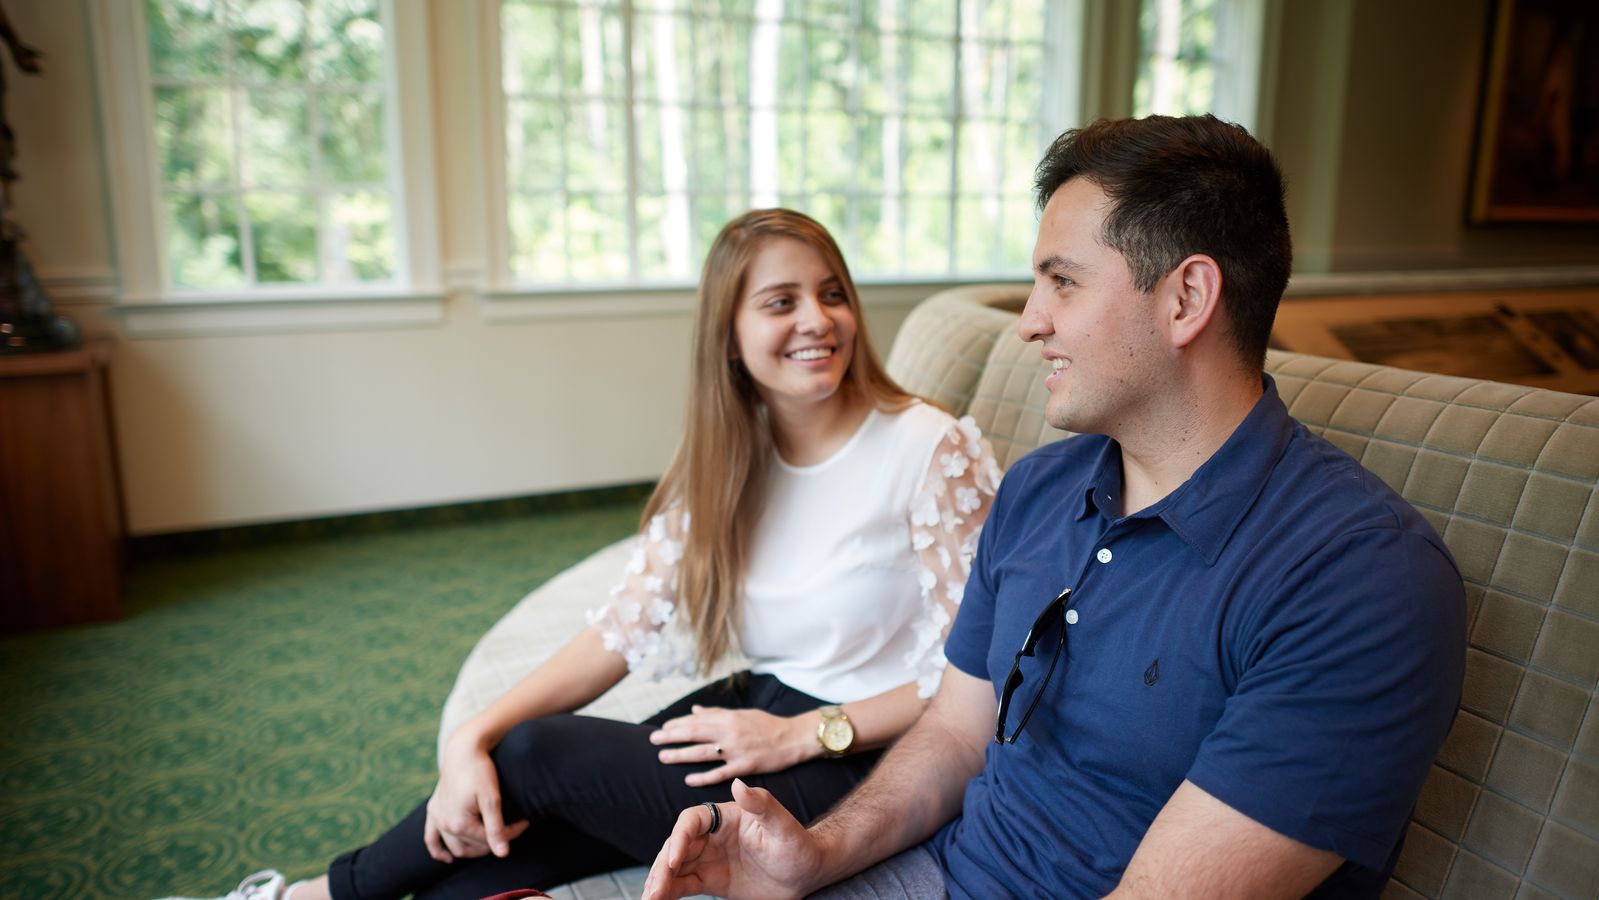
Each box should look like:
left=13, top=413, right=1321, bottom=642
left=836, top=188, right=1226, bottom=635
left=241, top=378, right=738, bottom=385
left=1096, top=548, right=1112, bottom=564
left=1066, top=609, right=1079, bottom=625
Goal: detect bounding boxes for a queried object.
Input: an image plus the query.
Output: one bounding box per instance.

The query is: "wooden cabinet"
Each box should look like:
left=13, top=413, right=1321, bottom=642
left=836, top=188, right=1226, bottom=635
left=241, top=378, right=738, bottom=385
left=0, top=340, right=125, bottom=632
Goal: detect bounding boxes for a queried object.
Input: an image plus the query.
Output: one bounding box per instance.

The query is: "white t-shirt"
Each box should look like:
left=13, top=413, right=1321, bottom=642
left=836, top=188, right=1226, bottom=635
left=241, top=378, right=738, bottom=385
left=589, top=402, right=1000, bottom=702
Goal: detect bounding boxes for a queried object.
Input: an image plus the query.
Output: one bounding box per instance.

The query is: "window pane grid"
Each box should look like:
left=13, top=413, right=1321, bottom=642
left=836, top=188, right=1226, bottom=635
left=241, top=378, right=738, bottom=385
left=145, top=0, right=398, bottom=291
left=502, top=0, right=1051, bottom=285
left=1134, top=0, right=1220, bottom=118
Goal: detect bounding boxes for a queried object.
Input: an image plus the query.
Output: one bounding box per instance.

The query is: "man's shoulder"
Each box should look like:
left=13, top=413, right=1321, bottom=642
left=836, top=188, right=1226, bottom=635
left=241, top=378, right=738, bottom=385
left=1266, top=421, right=1456, bottom=566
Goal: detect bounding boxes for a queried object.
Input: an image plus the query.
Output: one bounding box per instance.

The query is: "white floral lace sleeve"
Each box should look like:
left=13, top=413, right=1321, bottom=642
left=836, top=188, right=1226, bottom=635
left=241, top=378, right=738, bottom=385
left=585, top=506, right=699, bottom=680
left=905, top=415, right=1002, bottom=698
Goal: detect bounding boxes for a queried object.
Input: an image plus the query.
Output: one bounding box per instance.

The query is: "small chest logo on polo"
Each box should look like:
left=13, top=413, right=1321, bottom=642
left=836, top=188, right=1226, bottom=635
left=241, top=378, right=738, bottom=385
left=1143, top=658, right=1160, bottom=686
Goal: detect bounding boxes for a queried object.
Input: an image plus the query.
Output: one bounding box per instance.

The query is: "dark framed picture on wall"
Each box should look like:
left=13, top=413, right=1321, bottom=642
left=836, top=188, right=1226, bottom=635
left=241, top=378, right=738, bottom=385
left=1467, top=0, right=1599, bottom=224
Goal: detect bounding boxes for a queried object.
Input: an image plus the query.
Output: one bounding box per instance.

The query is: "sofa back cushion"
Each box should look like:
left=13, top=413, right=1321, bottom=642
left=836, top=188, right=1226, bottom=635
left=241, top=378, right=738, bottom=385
left=883, top=286, right=1029, bottom=417
left=887, top=286, right=1599, bottom=900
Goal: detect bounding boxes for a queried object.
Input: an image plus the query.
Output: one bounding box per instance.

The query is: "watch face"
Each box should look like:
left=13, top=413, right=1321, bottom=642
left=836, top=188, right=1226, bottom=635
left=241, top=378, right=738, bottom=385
left=822, top=718, right=853, bottom=751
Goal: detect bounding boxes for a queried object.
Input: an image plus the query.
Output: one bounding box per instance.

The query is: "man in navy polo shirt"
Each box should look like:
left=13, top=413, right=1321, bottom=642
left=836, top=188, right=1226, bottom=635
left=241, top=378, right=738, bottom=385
left=643, top=115, right=1466, bottom=900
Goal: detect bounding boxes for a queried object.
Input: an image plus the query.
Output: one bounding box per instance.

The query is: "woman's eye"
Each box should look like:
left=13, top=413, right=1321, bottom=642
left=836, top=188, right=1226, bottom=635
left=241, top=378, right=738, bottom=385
left=765, top=296, right=793, bottom=310
left=824, top=290, right=848, bottom=304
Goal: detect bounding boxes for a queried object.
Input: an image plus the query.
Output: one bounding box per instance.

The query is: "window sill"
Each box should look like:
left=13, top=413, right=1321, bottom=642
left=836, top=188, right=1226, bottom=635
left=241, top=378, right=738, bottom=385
left=1284, top=265, right=1599, bottom=297
left=475, top=277, right=1021, bottom=323
left=113, top=288, right=448, bottom=338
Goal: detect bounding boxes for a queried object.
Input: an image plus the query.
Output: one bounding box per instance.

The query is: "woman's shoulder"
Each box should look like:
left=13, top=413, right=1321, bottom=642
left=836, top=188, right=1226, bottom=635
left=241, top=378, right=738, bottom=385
left=880, top=399, right=989, bottom=454
left=878, top=397, right=961, bottom=437
left=862, top=400, right=991, bottom=483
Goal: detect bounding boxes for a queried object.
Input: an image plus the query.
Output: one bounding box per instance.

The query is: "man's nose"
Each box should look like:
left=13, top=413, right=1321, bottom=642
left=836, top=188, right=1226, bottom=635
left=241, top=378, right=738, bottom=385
left=1017, top=285, right=1051, bottom=342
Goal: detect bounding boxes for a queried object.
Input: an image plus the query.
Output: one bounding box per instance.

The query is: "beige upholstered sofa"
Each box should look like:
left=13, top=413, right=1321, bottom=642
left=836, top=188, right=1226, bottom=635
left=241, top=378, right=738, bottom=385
left=442, top=286, right=1599, bottom=900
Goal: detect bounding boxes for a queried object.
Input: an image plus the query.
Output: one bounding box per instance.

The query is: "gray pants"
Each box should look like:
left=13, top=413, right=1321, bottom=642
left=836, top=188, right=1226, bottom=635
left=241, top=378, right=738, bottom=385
left=808, top=845, right=948, bottom=899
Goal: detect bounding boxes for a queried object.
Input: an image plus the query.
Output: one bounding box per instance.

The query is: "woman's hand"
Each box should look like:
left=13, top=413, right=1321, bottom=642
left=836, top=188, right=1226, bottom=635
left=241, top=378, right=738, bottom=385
left=423, top=730, right=531, bottom=862
left=650, top=705, right=816, bottom=786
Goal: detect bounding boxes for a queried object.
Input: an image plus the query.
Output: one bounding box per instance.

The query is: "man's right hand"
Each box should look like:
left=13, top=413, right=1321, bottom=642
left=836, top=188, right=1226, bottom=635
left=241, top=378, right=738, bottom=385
left=423, top=732, right=530, bottom=863
left=642, top=778, right=823, bottom=900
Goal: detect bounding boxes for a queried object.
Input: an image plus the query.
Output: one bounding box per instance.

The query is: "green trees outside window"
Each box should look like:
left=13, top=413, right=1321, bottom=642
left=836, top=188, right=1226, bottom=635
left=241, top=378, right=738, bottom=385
left=146, top=0, right=396, bottom=291
left=503, top=0, right=1051, bottom=285
left=1134, top=0, right=1218, bottom=119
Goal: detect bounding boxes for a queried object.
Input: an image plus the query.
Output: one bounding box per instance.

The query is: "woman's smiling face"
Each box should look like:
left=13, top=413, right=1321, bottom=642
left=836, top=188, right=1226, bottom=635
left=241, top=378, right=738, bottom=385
left=732, top=236, right=858, bottom=413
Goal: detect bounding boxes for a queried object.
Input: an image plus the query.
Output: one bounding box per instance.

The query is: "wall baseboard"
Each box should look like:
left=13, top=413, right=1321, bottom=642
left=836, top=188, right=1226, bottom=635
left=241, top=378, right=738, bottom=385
left=128, top=481, right=656, bottom=561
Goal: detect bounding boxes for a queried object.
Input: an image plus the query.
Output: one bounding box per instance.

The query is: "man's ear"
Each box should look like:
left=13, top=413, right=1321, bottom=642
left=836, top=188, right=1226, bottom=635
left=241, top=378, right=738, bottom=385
left=1164, top=254, right=1223, bottom=350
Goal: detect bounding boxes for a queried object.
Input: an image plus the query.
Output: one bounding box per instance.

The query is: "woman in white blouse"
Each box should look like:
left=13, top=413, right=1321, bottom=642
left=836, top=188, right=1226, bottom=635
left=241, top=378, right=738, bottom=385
left=289, top=210, right=1000, bottom=900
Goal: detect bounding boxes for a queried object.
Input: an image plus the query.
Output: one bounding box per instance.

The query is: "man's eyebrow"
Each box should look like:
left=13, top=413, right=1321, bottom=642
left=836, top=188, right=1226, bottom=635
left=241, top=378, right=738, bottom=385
left=1035, top=255, right=1086, bottom=276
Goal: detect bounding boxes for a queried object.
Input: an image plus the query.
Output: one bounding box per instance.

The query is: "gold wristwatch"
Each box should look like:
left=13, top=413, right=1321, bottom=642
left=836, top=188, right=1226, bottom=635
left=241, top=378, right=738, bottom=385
left=817, top=705, right=854, bottom=757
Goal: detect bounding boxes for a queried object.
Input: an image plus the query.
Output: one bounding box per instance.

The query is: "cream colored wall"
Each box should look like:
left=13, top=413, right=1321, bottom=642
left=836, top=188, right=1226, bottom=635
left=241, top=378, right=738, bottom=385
left=1270, top=0, right=1599, bottom=272
left=9, top=1, right=111, bottom=287
left=1266, top=0, right=1353, bottom=274
left=12, top=1, right=1598, bottom=533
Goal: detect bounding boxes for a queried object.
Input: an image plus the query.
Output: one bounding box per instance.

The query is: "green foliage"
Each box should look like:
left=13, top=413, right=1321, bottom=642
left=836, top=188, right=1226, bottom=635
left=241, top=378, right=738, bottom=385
left=328, top=192, right=395, bottom=282
left=165, top=192, right=244, bottom=288
left=146, top=0, right=227, bottom=80
left=566, top=101, right=629, bottom=192
left=320, top=91, right=387, bottom=184
left=508, top=190, right=566, bottom=282
left=146, top=0, right=395, bottom=290
left=566, top=193, right=630, bottom=281
left=155, top=87, right=235, bottom=187
left=502, top=2, right=563, bottom=97
left=309, top=0, right=384, bottom=84
left=248, top=191, right=319, bottom=282
left=243, top=89, right=312, bottom=186
left=501, top=0, right=1052, bottom=284
left=505, top=98, right=565, bottom=189
left=1133, top=0, right=1219, bottom=117
left=232, top=0, right=308, bottom=82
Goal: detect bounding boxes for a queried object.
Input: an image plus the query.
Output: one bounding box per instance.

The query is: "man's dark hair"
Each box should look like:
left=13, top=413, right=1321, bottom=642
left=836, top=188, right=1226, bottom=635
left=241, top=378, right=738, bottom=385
left=1034, top=114, right=1291, bottom=369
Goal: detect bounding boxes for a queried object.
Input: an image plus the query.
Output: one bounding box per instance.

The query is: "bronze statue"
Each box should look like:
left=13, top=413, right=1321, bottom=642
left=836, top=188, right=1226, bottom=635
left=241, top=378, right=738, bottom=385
left=0, top=2, right=78, bottom=354
left=0, top=4, right=42, bottom=195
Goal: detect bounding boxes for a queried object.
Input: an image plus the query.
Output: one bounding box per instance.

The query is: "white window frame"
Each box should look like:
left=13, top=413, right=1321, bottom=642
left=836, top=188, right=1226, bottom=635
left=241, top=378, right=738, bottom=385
left=88, top=0, right=444, bottom=336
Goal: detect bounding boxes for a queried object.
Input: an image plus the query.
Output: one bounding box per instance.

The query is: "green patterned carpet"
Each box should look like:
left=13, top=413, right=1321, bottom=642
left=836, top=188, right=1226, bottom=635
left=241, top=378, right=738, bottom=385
left=0, top=497, right=644, bottom=900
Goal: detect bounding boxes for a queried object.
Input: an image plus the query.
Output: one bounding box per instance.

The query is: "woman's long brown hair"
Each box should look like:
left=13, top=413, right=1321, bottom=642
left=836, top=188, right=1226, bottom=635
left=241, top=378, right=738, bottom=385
left=643, top=209, right=915, bottom=674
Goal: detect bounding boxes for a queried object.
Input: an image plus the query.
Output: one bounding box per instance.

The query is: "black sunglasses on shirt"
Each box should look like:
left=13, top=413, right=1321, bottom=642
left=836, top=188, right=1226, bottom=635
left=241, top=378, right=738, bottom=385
left=994, top=586, right=1071, bottom=744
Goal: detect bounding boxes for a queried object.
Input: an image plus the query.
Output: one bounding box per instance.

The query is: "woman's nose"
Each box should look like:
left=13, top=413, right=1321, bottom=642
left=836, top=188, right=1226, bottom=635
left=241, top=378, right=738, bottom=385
left=796, top=296, right=833, bottom=334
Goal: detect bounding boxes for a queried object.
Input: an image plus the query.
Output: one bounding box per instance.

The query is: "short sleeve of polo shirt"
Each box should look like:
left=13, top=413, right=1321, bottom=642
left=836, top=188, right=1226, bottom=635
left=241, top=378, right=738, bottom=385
left=1183, top=524, right=1465, bottom=871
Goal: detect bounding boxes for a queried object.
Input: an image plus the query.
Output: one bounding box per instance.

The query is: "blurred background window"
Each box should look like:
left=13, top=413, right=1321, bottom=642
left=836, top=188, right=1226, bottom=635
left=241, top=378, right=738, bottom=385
left=1133, top=0, right=1264, bottom=133
left=1134, top=0, right=1216, bottom=116
left=501, top=0, right=1059, bottom=286
left=144, top=0, right=399, bottom=292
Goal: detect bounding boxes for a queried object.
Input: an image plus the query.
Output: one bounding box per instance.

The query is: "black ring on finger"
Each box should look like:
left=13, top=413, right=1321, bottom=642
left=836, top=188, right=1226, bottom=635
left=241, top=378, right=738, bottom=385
left=702, top=800, right=722, bottom=835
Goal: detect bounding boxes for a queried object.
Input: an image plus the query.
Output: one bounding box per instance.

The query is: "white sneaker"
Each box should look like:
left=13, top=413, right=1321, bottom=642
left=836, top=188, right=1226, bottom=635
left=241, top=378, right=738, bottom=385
left=155, top=869, right=286, bottom=900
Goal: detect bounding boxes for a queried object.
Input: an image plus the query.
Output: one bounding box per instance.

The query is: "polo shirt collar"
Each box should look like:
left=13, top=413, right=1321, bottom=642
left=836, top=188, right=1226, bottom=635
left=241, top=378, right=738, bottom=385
left=1076, top=375, right=1295, bottom=566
